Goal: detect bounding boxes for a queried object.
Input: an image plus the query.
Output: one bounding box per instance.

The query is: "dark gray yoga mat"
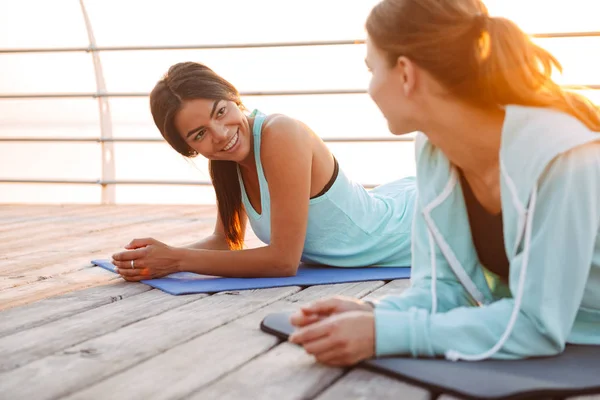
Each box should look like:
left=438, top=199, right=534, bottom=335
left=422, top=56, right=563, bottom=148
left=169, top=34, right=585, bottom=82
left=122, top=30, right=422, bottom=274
left=260, top=312, right=600, bottom=400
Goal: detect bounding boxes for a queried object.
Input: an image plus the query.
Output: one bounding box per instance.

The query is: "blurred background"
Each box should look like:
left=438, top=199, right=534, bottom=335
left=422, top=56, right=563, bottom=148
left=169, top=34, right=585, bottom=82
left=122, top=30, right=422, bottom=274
left=0, top=0, right=598, bottom=205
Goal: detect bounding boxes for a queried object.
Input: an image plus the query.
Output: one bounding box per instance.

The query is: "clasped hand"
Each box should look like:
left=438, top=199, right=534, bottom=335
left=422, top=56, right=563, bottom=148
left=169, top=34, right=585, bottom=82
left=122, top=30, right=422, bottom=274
left=112, top=238, right=181, bottom=281
left=288, top=296, right=376, bottom=366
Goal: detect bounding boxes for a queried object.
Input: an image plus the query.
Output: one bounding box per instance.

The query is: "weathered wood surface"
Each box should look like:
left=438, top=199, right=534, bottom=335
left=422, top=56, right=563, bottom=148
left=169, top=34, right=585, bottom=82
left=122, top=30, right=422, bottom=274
left=0, top=281, right=150, bottom=338
left=0, top=205, right=216, bottom=309
left=0, top=289, right=206, bottom=373
left=0, top=205, right=596, bottom=400
left=315, top=368, right=430, bottom=400
left=187, top=281, right=394, bottom=400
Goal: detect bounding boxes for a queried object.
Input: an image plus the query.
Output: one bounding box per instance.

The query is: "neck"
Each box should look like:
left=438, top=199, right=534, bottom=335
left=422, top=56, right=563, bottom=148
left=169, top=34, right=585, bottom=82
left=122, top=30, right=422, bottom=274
left=420, top=101, right=505, bottom=181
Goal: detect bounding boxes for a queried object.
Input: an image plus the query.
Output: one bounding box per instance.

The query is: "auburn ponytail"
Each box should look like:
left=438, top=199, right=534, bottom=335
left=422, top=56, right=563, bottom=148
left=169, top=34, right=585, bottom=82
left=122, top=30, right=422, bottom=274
left=366, top=0, right=600, bottom=131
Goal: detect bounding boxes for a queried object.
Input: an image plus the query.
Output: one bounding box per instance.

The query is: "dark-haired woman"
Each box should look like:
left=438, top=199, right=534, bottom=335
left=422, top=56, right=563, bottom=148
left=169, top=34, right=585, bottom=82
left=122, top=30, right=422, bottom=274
left=111, top=62, right=416, bottom=279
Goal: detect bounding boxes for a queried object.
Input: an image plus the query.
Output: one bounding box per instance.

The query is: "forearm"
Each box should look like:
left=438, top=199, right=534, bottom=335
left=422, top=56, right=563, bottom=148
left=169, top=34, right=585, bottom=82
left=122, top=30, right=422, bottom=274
left=375, top=295, right=576, bottom=360
left=174, top=245, right=299, bottom=277
left=184, top=234, right=231, bottom=251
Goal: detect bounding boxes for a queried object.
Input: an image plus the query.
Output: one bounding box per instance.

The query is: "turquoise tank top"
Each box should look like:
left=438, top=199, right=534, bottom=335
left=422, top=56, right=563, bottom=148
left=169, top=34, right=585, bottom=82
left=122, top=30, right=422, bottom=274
left=237, top=110, right=416, bottom=267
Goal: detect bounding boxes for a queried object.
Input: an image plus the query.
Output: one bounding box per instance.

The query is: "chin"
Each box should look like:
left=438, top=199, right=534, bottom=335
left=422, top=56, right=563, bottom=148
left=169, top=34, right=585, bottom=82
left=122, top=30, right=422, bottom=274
left=388, top=123, right=415, bottom=136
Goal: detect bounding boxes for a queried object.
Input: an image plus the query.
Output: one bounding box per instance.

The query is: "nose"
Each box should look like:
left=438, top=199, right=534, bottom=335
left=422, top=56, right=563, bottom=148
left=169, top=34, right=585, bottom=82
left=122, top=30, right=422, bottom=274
left=212, top=124, right=230, bottom=143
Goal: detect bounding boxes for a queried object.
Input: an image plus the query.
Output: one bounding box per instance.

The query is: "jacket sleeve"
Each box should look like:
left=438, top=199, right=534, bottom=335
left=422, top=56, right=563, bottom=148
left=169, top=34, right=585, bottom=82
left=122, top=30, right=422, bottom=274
left=373, top=190, right=476, bottom=356
left=374, top=142, right=600, bottom=359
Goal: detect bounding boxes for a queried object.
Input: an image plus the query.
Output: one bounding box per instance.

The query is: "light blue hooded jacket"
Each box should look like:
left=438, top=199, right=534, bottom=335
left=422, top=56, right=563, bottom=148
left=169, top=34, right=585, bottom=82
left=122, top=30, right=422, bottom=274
left=373, top=105, right=600, bottom=360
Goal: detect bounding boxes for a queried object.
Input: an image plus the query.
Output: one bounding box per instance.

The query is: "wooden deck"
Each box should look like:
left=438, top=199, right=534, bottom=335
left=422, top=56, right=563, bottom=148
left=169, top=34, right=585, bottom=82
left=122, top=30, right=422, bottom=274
left=0, top=205, right=597, bottom=400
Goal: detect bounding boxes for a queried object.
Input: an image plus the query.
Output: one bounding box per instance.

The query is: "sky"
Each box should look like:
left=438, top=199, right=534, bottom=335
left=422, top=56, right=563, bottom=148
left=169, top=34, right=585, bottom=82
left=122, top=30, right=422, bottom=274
left=0, top=0, right=598, bottom=204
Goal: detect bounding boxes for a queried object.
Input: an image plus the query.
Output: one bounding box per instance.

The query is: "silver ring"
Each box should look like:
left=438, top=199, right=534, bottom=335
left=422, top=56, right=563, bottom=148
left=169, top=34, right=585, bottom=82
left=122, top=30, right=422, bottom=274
left=130, top=260, right=135, bottom=269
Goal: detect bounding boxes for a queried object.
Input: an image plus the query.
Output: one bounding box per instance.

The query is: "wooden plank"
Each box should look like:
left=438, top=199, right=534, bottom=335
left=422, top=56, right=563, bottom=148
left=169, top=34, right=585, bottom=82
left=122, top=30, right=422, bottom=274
left=0, top=206, right=94, bottom=232
left=0, top=212, right=212, bottom=271
left=0, top=205, right=90, bottom=223
left=0, top=205, right=206, bottom=258
left=0, top=205, right=220, bottom=308
left=315, top=368, right=430, bottom=400
left=4, top=211, right=250, bottom=302
left=363, top=279, right=411, bottom=300
left=0, top=204, right=132, bottom=238
left=181, top=282, right=384, bottom=400
left=0, top=205, right=166, bottom=246
left=199, top=341, right=343, bottom=400
left=0, top=204, right=215, bottom=283
left=0, top=219, right=213, bottom=269
left=64, top=281, right=384, bottom=400
left=0, top=288, right=206, bottom=373
left=0, top=286, right=301, bottom=400
left=0, top=267, right=122, bottom=311
left=0, top=204, right=207, bottom=254
left=0, top=218, right=214, bottom=290
left=188, top=280, right=410, bottom=400
left=0, top=281, right=150, bottom=338
left=0, top=225, right=226, bottom=310
left=0, top=218, right=216, bottom=309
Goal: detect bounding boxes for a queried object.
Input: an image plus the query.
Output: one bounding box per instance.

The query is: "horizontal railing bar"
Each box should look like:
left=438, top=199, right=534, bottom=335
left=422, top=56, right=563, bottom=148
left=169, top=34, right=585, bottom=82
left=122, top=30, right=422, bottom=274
left=0, top=136, right=415, bottom=143
left=0, top=40, right=361, bottom=54
left=531, top=31, right=600, bottom=38
left=0, top=89, right=368, bottom=99
left=1, top=31, right=599, bottom=54
left=0, top=178, right=380, bottom=188
left=1, top=85, right=599, bottom=99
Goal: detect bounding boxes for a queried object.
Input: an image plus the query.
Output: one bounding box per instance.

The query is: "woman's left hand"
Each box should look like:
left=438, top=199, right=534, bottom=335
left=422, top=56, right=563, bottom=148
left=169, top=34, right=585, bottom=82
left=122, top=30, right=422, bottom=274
left=112, top=238, right=181, bottom=281
left=289, top=310, right=376, bottom=366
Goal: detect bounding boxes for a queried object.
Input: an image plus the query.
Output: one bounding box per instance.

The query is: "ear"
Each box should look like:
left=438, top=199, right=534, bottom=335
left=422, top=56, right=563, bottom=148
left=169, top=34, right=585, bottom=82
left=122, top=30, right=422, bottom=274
left=394, top=56, right=417, bottom=97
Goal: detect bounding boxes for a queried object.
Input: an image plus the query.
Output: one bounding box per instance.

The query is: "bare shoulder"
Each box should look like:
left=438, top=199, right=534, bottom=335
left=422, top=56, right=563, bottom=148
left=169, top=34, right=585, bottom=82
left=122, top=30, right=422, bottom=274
left=258, top=114, right=314, bottom=175
left=260, top=114, right=312, bottom=146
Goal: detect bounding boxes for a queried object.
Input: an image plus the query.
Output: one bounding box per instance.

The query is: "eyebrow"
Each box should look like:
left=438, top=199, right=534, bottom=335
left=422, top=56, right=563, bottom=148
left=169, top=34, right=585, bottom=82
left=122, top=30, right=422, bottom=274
left=186, top=100, right=220, bottom=138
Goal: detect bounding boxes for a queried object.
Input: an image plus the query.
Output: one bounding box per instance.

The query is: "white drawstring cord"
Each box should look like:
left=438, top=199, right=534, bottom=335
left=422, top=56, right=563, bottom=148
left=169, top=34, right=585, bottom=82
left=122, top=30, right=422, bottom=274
left=446, top=185, right=538, bottom=361
left=428, top=228, right=438, bottom=314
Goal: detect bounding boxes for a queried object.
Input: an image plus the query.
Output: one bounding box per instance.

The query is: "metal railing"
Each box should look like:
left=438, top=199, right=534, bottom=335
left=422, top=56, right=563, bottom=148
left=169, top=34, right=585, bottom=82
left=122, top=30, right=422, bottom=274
left=0, top=136, right=415, bottom=143
left=1, top=31, right=598, bottom=54
left=0, top=178, right=382, bottom=189
left=1, top=85, right=598, bottom=100
left=1, top=22, right=599, bottom=202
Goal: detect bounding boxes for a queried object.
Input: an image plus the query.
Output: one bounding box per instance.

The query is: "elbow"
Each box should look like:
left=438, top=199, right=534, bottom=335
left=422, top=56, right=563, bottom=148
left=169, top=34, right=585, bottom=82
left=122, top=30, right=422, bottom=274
left=269, top=247, right=300, bottom=277
left=542, top=332, right=567, bottom=356
left=277, top=260, right=299, bottom=277
left=531, top=338, right=565, bottom=358
left=519, top=311, right=568, bottom=357
left=267, top=242, right=302, bottom=277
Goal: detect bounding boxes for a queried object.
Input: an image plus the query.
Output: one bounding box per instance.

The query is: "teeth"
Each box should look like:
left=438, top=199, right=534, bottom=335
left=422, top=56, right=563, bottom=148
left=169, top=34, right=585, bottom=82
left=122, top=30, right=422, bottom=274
left=222, top=132, right=238, bottom=151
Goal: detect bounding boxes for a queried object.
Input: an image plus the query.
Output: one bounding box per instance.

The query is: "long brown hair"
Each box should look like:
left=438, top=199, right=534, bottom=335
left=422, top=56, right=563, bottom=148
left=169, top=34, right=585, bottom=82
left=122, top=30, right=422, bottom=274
left=366, top=0, right=600, bottom=131
left=150, top=62, right=245, bottom=250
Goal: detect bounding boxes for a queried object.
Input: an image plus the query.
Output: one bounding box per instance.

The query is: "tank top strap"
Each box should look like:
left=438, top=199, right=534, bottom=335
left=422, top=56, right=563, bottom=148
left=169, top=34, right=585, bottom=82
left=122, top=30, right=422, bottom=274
left=249, top=109, right=269, bottom=189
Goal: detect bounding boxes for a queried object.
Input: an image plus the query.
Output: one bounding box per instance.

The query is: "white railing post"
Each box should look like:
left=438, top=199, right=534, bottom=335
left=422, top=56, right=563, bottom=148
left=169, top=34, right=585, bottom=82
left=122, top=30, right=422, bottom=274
left=79, top=0, right=116, bottom=204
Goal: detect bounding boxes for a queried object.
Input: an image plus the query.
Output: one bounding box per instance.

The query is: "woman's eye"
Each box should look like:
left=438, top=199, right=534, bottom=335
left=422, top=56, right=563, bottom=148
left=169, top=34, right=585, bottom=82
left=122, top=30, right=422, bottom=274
left=194, top=131, right=205, bottom=141
left=217, top=106, right=226, bottom=117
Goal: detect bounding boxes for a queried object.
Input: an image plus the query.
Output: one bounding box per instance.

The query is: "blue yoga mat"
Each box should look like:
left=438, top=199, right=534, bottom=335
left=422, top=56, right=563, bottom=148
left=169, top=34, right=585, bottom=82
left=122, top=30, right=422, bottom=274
left=92, top=259, right=411, bottom=295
